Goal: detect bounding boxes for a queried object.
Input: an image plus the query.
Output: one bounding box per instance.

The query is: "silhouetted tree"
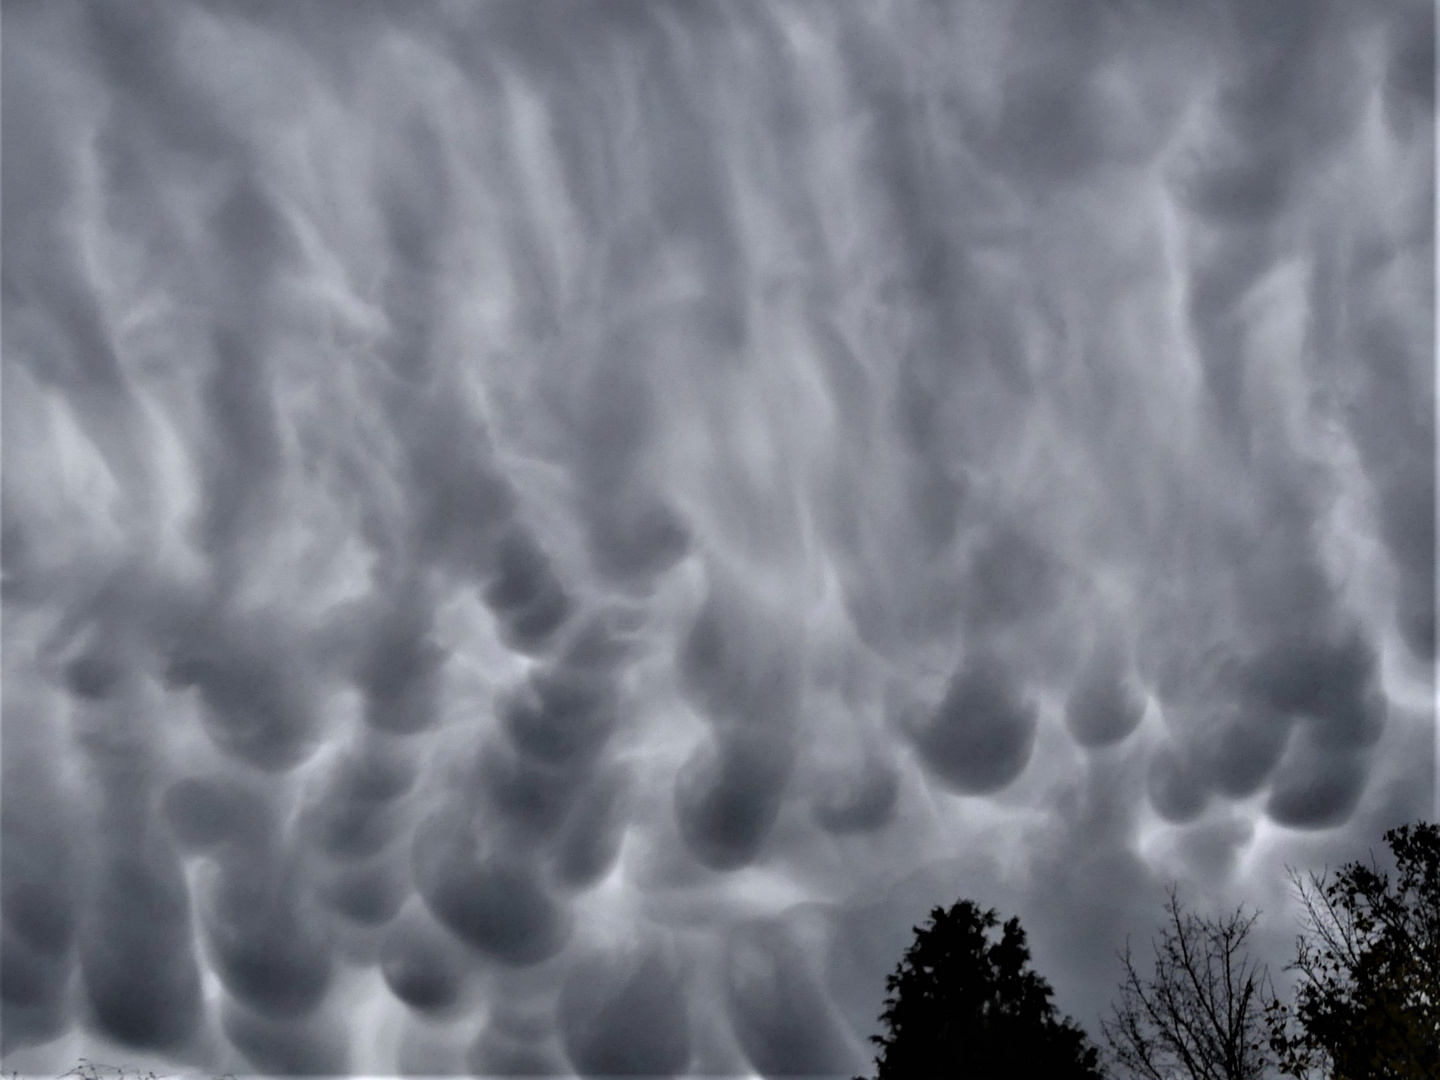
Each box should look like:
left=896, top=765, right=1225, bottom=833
left=1267, top=821, right=1440, bottom=1080
left=1101, top=886, right=1275, bottom=1080
left=863, top=899, right=1105, bottom=1080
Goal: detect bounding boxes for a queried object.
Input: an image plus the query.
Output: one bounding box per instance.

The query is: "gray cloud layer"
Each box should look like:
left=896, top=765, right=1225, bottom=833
left=2, top=1, right=1433, bottom=1076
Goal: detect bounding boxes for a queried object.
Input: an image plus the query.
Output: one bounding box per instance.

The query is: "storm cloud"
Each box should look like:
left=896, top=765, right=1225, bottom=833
left=2, top=0, right=1433, bottom=1076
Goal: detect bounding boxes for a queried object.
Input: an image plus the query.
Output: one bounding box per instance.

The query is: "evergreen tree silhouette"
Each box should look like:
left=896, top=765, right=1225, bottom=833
left=864, top=899, right=1105, bottom=1080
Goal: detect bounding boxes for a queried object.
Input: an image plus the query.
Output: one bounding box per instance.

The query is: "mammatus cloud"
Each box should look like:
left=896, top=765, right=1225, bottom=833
left=2, top=0, right=1433, bottom=1076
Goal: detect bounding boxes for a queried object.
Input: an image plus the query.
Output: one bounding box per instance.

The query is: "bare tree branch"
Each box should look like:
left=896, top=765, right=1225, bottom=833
left=1102, top=887, right=1275, bottom=1080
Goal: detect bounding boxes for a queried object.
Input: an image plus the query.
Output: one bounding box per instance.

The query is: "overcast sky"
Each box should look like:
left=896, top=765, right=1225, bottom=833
left=2, top=1, right=1435, bottom=1077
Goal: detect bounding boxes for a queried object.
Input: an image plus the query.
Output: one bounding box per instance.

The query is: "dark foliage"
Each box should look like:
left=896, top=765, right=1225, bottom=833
left=1267, top=821, right=1440, bottom=1080
left=862, top=899, right=1105, bottom=1080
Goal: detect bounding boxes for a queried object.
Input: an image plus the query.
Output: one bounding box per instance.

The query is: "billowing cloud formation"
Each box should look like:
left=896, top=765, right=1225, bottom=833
left=913, top=654, right=1038, bottom=794
left=557, top=943, right=691, bottom=1077
left=1, top=0, right=1433, bottom=1076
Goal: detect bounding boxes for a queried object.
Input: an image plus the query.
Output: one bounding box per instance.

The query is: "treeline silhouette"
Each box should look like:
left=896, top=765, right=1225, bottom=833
left=862, top=820, right=1439, bottom=1080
